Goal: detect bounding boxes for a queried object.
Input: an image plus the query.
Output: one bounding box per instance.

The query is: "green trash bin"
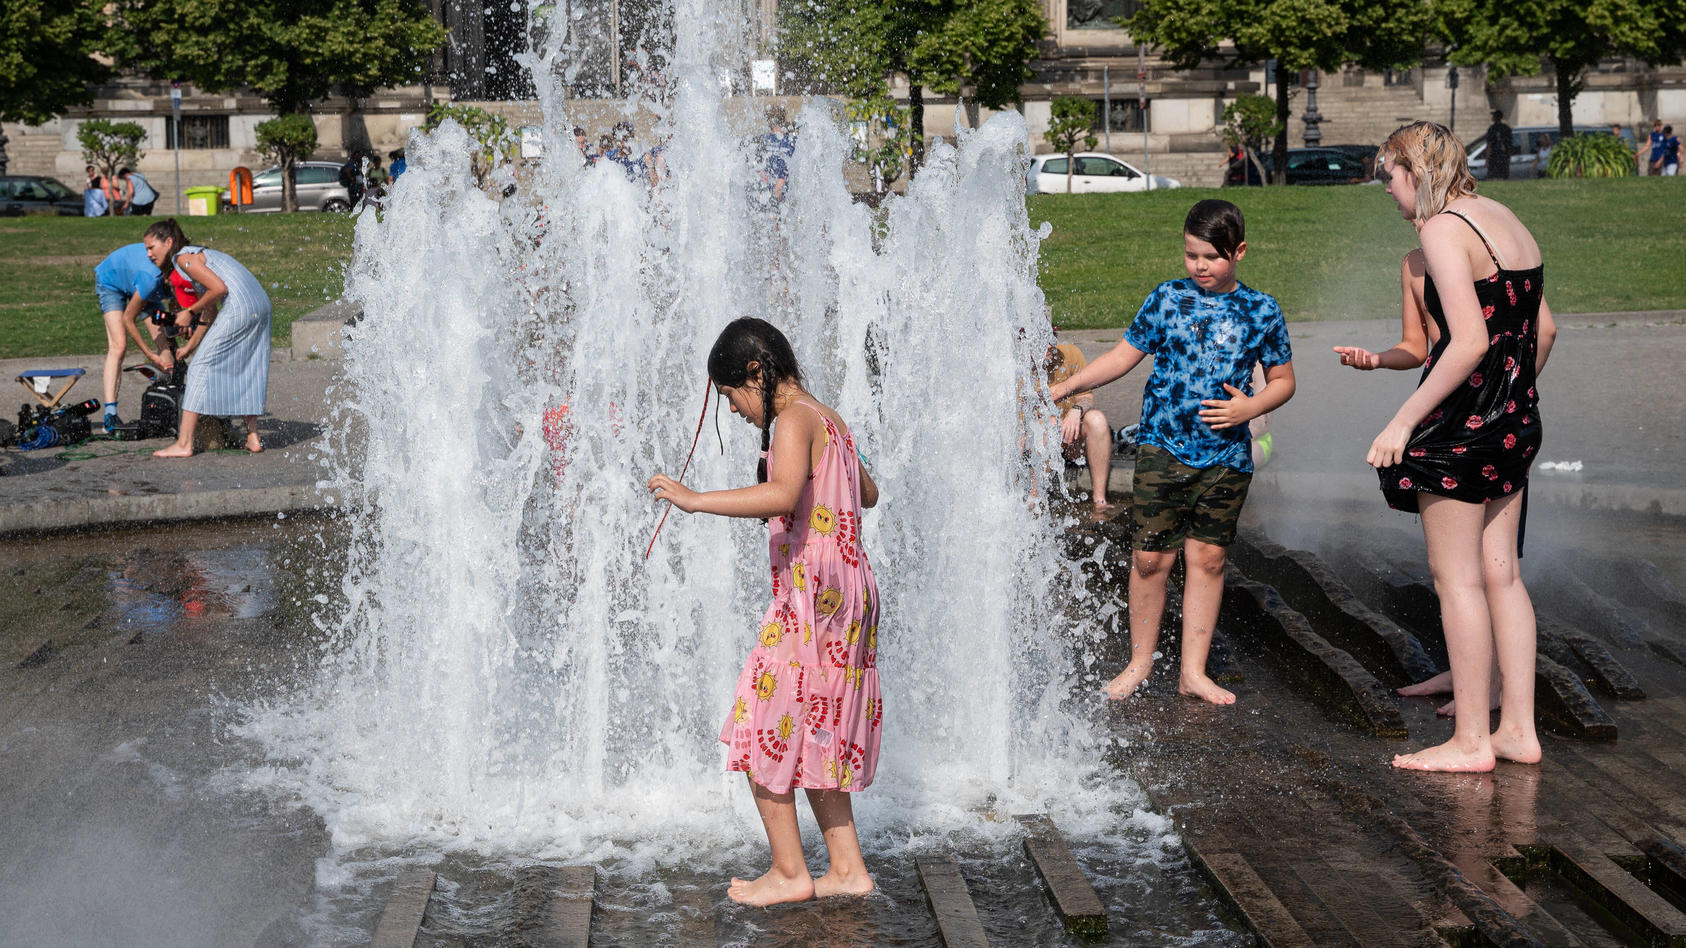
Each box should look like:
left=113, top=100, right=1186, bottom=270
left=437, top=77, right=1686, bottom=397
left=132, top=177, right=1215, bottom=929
left=183, top=185, right=226, bottom=217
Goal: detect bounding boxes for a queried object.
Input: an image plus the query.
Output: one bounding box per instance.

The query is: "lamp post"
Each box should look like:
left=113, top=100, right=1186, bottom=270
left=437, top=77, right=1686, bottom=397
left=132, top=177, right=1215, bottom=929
left=1446, top=66, right=1460, bottom=134
left=1302, top=69, right=1323, bottom=148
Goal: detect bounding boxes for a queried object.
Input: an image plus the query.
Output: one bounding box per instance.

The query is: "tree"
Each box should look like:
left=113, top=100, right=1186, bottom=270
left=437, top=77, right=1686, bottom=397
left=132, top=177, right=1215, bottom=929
left=781, top=0, right=1047, bottom=170
left=109, top=0, right=447, bottom=116
left=1044, top=96, right=1098, bottom=193
left=78, top=120, right=146, bottom=216
left=1436, top=0, right=1686, bottom=139
left=423, top=103, right=516, bottom=187
left=1125, top=0, right=1432, bottom=182
left=845, top=96, right=914, bottom=190
left=1220, top=94, right=1281, bottom=185
left=0, top=0, right=111, bottom=125
left=255, top=114, right=320, bottom=212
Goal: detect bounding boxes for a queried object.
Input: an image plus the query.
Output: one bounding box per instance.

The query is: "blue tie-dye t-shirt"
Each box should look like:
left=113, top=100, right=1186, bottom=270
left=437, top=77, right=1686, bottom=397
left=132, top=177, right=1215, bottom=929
left=1123, top=278, right=1293, bottom=473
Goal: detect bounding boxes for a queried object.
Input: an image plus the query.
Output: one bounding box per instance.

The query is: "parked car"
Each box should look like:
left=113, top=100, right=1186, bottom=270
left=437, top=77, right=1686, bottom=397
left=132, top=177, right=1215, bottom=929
left=0, top=175, right=83, bottom=216
left=1465, top=125, right=1601, bottom=179
left=1026, top=152, right=1182, bottom=194
left=242, top=161, right=353, bottom=212
left=1226, top=146, right=1373, bottom=186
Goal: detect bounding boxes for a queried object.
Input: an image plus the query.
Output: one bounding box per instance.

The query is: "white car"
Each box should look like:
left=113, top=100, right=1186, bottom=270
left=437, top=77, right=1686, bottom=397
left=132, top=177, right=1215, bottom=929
left=1027, top=152, right=1182, bottom=194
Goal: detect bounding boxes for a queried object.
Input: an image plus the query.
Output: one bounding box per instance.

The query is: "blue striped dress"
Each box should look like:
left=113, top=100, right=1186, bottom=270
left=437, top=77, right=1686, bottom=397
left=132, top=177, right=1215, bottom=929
left=174, top=246, right=271, bottom=416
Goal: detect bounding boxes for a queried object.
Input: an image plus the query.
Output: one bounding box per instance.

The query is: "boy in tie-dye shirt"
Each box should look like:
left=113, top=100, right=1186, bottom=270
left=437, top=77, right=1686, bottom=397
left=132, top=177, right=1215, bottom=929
left=1049, top=199, right=1296, bottom=704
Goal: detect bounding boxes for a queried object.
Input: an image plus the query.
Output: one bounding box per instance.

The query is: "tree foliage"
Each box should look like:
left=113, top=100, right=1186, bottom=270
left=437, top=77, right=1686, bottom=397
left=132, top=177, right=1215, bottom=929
left=1125, top=0, right=1431, bottom=181
left=109, top=0, right=447, bottom=115
left=255, top=113, right=320, bottom=212
left=780, top=0, right=1047, bottom=168
left=1043, top=96, right=1098, bottom=193
left=1221, top=94, right=1280, bottom=185
left=1437, top=0, right=1686, bottom=139
left=78, top=119, right=146, bottom=216
left=0, top=0, right=112, bottom=125
left=845, top=96, right=914, bottom=188
left=424, top=103, right=517, bottom=186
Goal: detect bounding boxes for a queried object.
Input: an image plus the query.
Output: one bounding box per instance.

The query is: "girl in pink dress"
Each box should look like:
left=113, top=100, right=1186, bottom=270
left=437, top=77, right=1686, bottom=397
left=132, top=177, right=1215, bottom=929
left=647, top=317, right=882, bottom=906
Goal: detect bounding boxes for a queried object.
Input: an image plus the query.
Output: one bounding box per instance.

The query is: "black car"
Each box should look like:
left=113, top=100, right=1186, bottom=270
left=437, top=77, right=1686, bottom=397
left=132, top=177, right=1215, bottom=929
left=0, top=175, right=83, bottom=216
left=1226, top=146, right=1374, bottom=186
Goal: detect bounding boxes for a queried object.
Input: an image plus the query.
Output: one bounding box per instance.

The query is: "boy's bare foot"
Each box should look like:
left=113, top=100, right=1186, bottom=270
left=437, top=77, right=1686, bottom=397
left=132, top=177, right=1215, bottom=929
left=1397, top=671, right=1452, bottom=697
left=1178, top=674, right=1236, bottom=706
left=1490, top=725, right=1542, bottom=764
left=1391, top=738, right=1495, bottom=773
left=152, top=443, right=194, bottom=458
left=812, top=867, right=874, bottom=899
left=246, top=432, right=264, bottom=454
left=1088, top=503, right=1117, bottom=522
left=1103, top=662, right=1153, bottom=700
left=727, top=868, right=814, bottom=906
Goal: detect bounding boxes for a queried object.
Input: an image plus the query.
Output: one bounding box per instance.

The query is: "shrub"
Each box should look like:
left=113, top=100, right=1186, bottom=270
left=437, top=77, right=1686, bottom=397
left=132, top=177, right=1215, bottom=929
left=1546, top=133, right=1634, bottom=178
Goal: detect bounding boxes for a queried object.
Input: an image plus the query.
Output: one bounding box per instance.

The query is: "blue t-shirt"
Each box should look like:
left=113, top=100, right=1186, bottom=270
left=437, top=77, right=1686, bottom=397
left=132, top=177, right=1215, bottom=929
left=1123, top=278, right=1293, bottom=473
left=763, top=133, right=795, bottom=180
left=1664, top=136, right=1681, bottom=164
left=94, top=242, right=166, bottom=303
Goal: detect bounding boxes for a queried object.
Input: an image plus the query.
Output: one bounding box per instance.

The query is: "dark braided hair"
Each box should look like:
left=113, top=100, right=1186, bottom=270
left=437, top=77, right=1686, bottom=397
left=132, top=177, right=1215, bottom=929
left=707, top=317, right=803, bottom=484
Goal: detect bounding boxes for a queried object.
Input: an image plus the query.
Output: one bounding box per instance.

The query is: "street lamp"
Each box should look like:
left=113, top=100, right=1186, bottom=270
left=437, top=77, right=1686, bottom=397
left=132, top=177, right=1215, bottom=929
left=1302, top=69, right=1323, bottom=147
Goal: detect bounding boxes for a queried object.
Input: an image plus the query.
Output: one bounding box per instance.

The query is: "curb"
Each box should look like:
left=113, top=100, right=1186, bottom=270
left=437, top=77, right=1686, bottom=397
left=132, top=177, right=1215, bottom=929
left=0, top=483, right=338, bottom=538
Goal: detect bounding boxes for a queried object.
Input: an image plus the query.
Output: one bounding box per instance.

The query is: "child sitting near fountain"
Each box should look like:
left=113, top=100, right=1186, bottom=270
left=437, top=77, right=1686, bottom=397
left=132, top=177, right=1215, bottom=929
left=1049, top=199, right=1296, bottom=704
left=647, top=317, right=882, bottom=906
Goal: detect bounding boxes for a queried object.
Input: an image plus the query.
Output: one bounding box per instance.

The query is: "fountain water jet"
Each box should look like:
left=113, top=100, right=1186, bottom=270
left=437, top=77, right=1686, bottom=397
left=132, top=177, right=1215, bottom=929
left=238, top=0, right=1135, bottom=893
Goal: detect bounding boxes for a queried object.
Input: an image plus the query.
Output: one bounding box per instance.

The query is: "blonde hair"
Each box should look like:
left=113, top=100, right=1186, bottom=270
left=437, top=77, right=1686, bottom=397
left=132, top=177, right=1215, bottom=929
left=1376, top=121, right=1478, bottom=221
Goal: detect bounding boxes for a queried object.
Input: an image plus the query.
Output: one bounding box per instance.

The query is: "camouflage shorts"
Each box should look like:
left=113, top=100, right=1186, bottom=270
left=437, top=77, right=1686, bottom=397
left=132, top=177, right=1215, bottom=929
left=1131, top=444, right=1252, bottom=551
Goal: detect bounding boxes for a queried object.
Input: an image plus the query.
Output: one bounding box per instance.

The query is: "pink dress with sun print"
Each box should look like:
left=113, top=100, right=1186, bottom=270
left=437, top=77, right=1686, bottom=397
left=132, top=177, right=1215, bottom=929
left=719, top=403, right=882, bottom=794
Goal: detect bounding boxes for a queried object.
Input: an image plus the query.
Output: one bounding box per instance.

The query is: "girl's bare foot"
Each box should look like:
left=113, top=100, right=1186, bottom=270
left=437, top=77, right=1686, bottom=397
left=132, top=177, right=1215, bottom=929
left=152, top=443, right=194, bottom=458
left=1397, top=671, right=1452, bottom=697
left=812, top=867, right=874, bottom=899
left=1178, top=673, right=1236, bottom=705
left=246, top=432, right=264, bottom=454
left=1490, top=724, right=1542, bottom=764
left=727, top=869, right=814, bottom=906
left=1088, top=503, right=1117, bottom=522
left=1391, top=738, right=1495, bottom=773
left=1103, top=661, right=1153, bottom=700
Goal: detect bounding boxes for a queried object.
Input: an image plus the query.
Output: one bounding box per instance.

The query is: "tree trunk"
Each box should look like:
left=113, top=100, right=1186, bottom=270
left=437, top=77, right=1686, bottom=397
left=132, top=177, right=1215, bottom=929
left=1243, top=145, right=1267, bottom=187
left=1552, top=57, right=1578, bottom=141
left=909, top=82, right=926, bottom=173
left=1273, top=76, right=1290, bottom=185
left=282, top=154, right=298, bottom=213
left=1066, top=146, right=1075, bottom=193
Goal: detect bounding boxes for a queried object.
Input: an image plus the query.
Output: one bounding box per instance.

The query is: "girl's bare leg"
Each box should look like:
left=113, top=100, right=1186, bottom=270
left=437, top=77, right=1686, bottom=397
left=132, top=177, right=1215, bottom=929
left=805, top=789, right=874, bottom=898
left=728, top=776, right=814, bottom=906
left=244, top=415, right=263, bottom=453
left=1107, top=549, right=1173, bottom=698
left=1080, top=410, right=1115, bottom=512
left=153, top=409, right=199, bottom=458
left=1178, top=538, right=1236, bottom=705
left=1393, top=495, right=1497, bottom=772
left=1479, top=491, right=1540, bottom=763
left=101, top=310, right=127, bottom=408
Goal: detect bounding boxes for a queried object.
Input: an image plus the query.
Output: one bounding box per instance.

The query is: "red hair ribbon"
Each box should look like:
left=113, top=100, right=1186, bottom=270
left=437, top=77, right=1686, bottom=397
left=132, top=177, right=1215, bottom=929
left=645, top=375, right=715, bottom=559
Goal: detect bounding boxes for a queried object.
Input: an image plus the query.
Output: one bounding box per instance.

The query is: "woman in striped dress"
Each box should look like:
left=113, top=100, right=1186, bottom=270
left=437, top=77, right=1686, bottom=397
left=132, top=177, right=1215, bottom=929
left=143, top=219, right=271, bottom=457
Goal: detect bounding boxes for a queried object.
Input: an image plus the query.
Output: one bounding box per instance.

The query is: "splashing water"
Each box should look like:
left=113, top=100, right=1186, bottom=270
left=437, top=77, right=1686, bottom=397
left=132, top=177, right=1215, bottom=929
left=239, top=0, right=1136, bottom=889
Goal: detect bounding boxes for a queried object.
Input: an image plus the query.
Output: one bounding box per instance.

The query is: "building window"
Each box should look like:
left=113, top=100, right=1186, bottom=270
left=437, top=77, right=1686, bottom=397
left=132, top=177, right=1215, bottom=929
left=165, top=115, right=230, bottom=149
left=1067, top=0, right=1139, bottom=30
left=1090, top=99, right=1147, bottom=134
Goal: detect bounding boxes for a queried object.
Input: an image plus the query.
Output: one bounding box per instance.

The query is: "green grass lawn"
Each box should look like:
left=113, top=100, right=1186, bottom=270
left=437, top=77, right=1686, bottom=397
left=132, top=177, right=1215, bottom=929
left=1031, top=178, right=1686, bottom=329
left=2, top=179, right=1680, bottom=360
left=0, top=213, right=353, bottom=360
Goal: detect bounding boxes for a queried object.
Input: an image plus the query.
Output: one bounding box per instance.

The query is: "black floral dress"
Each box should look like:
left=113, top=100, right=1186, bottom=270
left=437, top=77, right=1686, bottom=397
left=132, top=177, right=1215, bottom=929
left=1381, top=210, right=1543, bottom=513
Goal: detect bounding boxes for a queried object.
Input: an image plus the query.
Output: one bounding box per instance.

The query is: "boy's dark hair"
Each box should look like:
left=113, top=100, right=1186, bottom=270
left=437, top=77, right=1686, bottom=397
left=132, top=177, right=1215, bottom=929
left=1666, top=125, right=1675, bottom=135
left=1184, top=199, right=1246, bottom=260
left=707, top=317, right=803, bottom=484
left=143, top=218, right=189, bottom=272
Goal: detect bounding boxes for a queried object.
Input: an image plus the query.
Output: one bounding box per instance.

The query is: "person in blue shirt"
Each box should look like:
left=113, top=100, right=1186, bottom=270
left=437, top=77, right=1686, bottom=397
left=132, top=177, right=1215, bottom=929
left=1644, top=118, right=1666, bottom=174
left=94, top=241, right=173, bottom=429
left=760, top=107, right=795, bottom=202
left=388, top=149, right=406, bottom=179
left=118, top=168, right=158, bottom=215
left=1660, top=125, right=1680, bottom=176
left=1050, top=199, right=1297, bottom=705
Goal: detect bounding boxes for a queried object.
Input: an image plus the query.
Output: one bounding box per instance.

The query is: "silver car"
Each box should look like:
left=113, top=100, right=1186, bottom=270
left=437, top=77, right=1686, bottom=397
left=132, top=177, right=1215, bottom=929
left=243, top=161, right=352, bottom=212
left=1465, top=125, right=1600, bottom=179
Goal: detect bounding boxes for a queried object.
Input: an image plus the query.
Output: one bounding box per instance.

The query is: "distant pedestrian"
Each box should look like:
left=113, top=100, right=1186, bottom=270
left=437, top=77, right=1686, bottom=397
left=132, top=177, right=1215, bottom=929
left=119, top=168, right=158, bottom=216
left=338, top=152, right=366, bottom=208
left=1609, top=123, right=1633, bottom=148
left=84, top=165, right=109, bottom=217
left=761, top=106, right=795, bottom=202
left=388, top=149, right=406, bottom=179
left=1643, top=119, right=1665, bottom=174
left=1483, top=110, right=1513, bottom=180
left=1660, top=125, right=1680, bottom=176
